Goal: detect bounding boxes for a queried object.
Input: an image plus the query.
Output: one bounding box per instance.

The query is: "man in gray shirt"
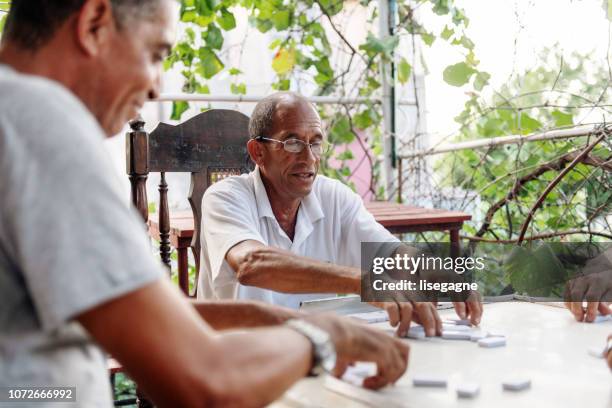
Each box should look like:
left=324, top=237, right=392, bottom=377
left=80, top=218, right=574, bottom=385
left=0, top=0, right=409, bottom=406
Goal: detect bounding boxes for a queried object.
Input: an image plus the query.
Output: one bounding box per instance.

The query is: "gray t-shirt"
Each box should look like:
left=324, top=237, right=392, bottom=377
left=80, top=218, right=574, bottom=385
left=0, top=65, right=164, bottom=406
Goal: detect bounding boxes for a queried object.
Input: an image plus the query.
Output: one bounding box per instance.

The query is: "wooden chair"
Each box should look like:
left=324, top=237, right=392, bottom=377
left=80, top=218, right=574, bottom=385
left=126, top=109, right=253, bottom=296
left=116, top=109, right=252, bottom=407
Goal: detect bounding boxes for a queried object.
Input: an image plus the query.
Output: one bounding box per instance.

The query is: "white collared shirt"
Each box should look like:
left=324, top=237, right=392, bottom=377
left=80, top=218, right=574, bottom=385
left=197, top=167, right=398, bottom=309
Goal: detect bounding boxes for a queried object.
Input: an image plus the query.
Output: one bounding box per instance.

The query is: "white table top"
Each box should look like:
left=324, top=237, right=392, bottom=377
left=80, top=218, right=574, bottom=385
left=270, top=302, right=612, bottom=408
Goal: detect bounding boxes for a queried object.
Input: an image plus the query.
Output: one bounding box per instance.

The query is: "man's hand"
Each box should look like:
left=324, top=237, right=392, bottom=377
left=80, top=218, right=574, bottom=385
left=370, top=301, right=442, bottom=337
left=564, top=250, right=612, bottom=322
left=452, top=291, right=483, bottom=326
left=565, top=299, right=612, bottom=322
left=302, top=313, right=409, bottom=389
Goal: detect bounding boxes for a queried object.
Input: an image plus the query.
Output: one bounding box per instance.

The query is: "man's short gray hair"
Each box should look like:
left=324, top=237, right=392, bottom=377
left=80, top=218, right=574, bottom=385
left=2, top=0, right=164, bottom=50
left=249, top=91, right=311, bottom=139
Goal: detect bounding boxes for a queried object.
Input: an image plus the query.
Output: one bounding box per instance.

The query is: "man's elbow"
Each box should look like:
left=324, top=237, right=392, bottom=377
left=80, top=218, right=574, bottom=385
left=234, top=248, right=268, bottom=286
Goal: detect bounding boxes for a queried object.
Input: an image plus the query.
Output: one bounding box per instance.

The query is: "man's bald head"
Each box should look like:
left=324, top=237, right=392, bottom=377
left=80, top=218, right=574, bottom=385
left=249, top=92, right=318, bottom=139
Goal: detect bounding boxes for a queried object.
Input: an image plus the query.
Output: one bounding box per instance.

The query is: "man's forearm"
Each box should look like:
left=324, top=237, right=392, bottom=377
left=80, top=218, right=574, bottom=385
left=232, top=245, right=361, bottom=294
left=190, top=299, right=302, bottom=330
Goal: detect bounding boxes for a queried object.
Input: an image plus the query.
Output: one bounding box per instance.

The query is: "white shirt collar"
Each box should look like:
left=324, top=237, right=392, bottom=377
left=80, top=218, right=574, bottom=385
left=252, top=166, right=325, bottom=225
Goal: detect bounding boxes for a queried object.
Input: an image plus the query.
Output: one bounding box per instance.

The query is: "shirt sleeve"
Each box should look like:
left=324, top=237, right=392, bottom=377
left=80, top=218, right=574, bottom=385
left=200, top=180, right=265, bottom=285
left=0, top=86, right=164, bottom=332
left=334, top=181, right=400, bottom=269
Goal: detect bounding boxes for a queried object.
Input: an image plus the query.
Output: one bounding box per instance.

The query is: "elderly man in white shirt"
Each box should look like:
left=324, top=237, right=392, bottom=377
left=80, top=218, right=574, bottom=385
left=198, top=91, right=482, bottom=337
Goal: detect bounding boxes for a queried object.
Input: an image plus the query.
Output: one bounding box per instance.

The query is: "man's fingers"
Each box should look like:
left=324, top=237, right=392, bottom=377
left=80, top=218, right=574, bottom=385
left=467, top=299, right=483, bottom=325
left=363, top=375, right=389, bottom=390
left=432, top=304, right=443, bottom=335
left=585, top=302, right=600, bottom=323
left=387, top=303, right=400, bottom=328
left=396, top=302, right=413, bottom=338
left=599, top=302, right=612, bottom=316
left=569, top=301, right=585, bottom=322
left=453, top=301, right=467, bottom=320
left=414, top=303, right=438, bottom=337
left=332, top=359, right=350, bottom=378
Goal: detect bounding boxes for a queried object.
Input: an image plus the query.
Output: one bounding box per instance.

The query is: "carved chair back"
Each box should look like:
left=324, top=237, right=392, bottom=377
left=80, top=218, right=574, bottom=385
left=126, top=109, right=252, bottom=296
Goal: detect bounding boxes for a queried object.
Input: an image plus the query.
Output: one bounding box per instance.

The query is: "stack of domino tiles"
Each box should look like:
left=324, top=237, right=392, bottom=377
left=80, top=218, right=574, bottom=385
left=404, top=318, right=507, bottom=348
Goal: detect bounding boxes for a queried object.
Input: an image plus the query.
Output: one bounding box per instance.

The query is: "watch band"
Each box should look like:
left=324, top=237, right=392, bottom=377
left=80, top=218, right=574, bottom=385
left=286, top=319, right=337, bottom=376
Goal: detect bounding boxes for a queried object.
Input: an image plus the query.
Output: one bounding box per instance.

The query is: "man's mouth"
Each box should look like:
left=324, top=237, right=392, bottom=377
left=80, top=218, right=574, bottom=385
left=291, top=172, right=315, bottom=180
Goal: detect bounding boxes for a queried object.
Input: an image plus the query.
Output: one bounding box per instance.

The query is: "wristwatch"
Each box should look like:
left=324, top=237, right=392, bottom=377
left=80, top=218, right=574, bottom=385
left=286, top=319, right=337, bottom=376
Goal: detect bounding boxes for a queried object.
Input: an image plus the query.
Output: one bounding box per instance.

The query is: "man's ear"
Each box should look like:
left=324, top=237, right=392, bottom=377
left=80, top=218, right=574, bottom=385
left=247, top=139, right=265, bottom=166
left=76, top=0, right=115, bottom=57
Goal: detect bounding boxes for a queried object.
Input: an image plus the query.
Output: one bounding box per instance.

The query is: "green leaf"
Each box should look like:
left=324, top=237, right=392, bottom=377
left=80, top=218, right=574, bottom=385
left=271, top=47, right=295, bottom=74
left=230, top=83, right=247, bottom=95
left=228, top=67, right=243, bottom=75
left=421, top=32, right=435, bottom=46
left=318, top=0, right=343, bottom=16
left=271, top=10, right=291, bottom=30
left=460, top=36, right=475, bottom=50
left=218, top=8, right=236, bottom=30
left=551, top=110, right=573, bottom=127
left=359, top=33, right=399, bottom=59
left=398, top=58, right=412, bottom=84
left=473, top=71, right=490, bottom=91
left=186, top=28, right=196, bottom=42
left=203, top=24, right=223, bottom=50
left=171, top=101, right=189, bottom=120
left=253, top=16, right=273, bottom=33
left=518, top=112, right=542, bottom=133
left=272, top=79, right=291, bottom=90
left=268, top=39, right=282, bottom=50
left=432, top=0, right=450, bottom=15
left=441, top=25, right=454, bottom=40
left=337, top=150, right=354, bottom=160
left=196, top=84, right=210, bottom=94
left=195, top=14, right=215, bottom=27
left=196, top=0, right=213, bottom=16
left=198, top=48, right=225, bottom=78
left=329, top=117, right=355, bottom=144
left=354, top=110, right=375, bottom=129
left=606, top=0, right=612, bottom=21
left=443, top=62, right=476, bottom=86
left=181, top=10, right=197, bottom=22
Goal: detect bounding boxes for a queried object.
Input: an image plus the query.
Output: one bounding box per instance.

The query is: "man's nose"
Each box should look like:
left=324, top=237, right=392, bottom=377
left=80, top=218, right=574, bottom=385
left=298, top=143, right=317, bottom=163
left=148, top=69, right=162, bottom=100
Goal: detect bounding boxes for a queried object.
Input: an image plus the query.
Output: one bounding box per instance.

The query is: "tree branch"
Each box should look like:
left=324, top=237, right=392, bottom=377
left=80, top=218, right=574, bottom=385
left=462, top=229, right=612, bottom=243
left=474, top=137, right=611, bottom=240
left=517, top=126, right=610, bottom=243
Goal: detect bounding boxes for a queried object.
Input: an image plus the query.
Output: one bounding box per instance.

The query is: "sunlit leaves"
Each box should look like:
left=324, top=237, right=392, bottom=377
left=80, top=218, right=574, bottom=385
left=272, top=47, right=296, bottom=74
left=271, top=9, right=291, bottom=30
left=329, top=117, right=355, bottom=144
left=230, top=83, right=247, bottom=94
left=551, top=110, right=573, bottom=127
left=198, top=48, right=224, bottom=78
left=218, top=7, right=237, bottom=30
left=171, top=101, right=190, bottom=120
left=473, top=71, right=490, bottom=91
left=443, top=61, right=476, bottom=86
left=203, top=24, right=223, bottom=49
left=359, top=33, right=399, bottom=60
left=398, top=58, right=412, bottom=84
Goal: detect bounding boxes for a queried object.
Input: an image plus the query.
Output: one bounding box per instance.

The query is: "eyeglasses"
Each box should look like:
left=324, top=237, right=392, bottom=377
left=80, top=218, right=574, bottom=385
left=256, top=136, right=329, bottom=157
